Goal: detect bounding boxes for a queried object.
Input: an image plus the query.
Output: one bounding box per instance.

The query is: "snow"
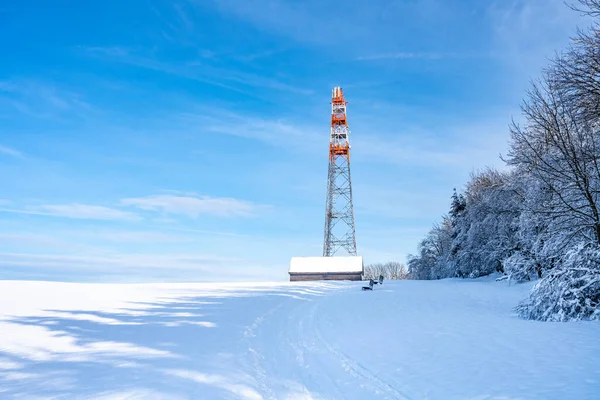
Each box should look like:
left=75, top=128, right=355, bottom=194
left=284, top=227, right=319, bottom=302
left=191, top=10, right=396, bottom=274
left=0, top=278, right=598, bottom=399
left=289, top=256, right=363, bottom=274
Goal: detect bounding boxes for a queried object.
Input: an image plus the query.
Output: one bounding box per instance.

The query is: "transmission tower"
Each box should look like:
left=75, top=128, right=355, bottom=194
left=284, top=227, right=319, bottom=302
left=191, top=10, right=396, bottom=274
left=323, top=87, right=357, bottom=257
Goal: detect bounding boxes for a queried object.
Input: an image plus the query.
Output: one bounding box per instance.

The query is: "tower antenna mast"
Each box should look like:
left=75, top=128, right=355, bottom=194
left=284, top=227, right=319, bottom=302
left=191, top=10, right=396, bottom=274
left=323, top=87, right=357, bottom=257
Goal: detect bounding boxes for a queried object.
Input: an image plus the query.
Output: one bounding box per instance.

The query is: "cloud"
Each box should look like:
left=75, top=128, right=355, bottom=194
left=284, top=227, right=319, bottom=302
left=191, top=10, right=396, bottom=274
left=39, top=204, right=140, bottom=221
left=0, top=79, right=96, bottom=120
left=173, top=108, right=323, bottom=153
left=0, top=252, right=242, bottom=271
left=90, top=231, right=189, bottom=243
left=88, top=389, right=186, bottom=400
left=0, top=204, right=141, bottom=221
left=81, top=46, right=312, bottom=96
left=356, top=52, right=450, bottom=61
left=170, top=99, right=508, bottom=169
left=194, top=0, right=473, bottom=58
left=0, top=192, right=266, bottom=226
left=81, top=46, right=133, bottom=58
left=0, top=232, right=64, bottom=245
left=0, top=230, right=195, bottom=244
left=121, top=194, right=262, bottom=218
left=354, top=185, right=453, bottom=220
left=487, top=0, right=589, bottom=73
left=0, top=252, right=281, bottom=282
left=0, top=144, right=24, bottom=158
left=0, top=229, right=233, bottom=250
left=236, top=48, right=289, bottom=62
left=196, top=0, right=373, bottom=47
left=353, top=119, right=510, bottom=170
left=0, top=78, right=103, bottom=126
left=147, top=225, right=249, bottom=238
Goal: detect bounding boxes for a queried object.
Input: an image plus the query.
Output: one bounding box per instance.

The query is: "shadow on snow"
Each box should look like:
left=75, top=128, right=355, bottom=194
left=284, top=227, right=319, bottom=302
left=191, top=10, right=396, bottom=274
left=0, top=284, right=338, bottom=399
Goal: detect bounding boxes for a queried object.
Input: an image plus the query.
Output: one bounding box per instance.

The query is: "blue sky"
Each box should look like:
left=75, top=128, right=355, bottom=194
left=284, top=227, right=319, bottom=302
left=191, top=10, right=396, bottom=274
left=0, top=0, right=589, bottom=282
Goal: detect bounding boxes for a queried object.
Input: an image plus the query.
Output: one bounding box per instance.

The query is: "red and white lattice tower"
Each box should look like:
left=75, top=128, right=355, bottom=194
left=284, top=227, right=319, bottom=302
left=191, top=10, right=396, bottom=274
left=323, top=87, right=357, bottom=257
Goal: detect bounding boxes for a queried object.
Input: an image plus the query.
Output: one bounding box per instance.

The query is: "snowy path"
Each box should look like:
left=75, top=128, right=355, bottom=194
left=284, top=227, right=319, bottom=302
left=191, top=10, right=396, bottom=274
left=241, top=287, right=410, bottom=399
left=0, top=279, right=599, bottom=399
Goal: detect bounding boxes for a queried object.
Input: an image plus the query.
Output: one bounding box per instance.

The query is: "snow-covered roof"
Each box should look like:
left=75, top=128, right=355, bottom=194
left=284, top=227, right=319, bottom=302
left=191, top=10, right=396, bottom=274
left=289, top=256, right=363, bottom=274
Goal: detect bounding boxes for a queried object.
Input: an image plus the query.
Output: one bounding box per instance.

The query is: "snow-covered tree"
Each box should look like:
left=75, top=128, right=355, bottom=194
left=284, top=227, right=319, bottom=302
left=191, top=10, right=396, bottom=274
left=552, top=0, right=600, bottom=121
left=506, top=77, right=600, bottom=250
left=407, top=216, right=453, bottom=280
left=502, top=174, right=550, bottom=282
left=516, top=243, right=600, bottom=321
left=406, top=0, right=600, bottom=321
left=445, top=168, right=522, bottom=278
left=503, top=0, right=600, bottom=319
left=364, top=261, right=407, bottom=280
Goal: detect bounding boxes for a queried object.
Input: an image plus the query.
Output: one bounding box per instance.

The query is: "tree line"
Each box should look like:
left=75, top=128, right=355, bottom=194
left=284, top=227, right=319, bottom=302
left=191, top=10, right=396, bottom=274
left=364, top=261, right=408, bottom=280
left=406, top=0, right=600, bottom=321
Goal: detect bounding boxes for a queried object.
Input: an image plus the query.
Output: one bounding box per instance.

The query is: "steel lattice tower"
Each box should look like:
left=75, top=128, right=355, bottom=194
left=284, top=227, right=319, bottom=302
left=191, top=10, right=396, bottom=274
left=323, top=87, right=357, bottom=257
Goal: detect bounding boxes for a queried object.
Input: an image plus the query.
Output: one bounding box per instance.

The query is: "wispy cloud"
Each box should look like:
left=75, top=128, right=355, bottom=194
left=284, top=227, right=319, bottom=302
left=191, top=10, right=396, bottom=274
left=356, top=52, right=450, bottom=61
left=0, top=204, right=140, bottom=221
left=0, top=230, right=116, bottom=254
left=148, top=2, right=206, bottom=49
left=172, top=2, right=195, bottom=33
left=196, top=0, right=372, bottom=47
left=236, top=48, right=288, bottom=62
left=148, top=225, right=249, bottom=238
left=171, top=102, right=509, bottom=170
left=350, top=114, right=511, bottom=170
left=91, top=230, right=189, bottom=243
left=38, top=204, right=140, bottom=221
left=0, top=192, right=268, bottom=223
left=81, top=46, right=133, bottom=58
left=175, top=108, right=323, bottom=152
left=0, top=79, right=96, bottom=120
left=354, top=185, right=453, bottom=220
left=0, top=144, right=24, bottom=158
left=87, top=389, right=185, bottom=400
left=31, top=229, right=192, bottom=243
left=0, top=251, right=281, bottom=282
left=487, top=0, right=589, bottom=72
left=0, top=232, right=64, bottom=246
left=121, top=194, right=263, bottom=218
left=81, top=46, right=312, bottom=96
left=0, top=252, right=241, bottom=271
left=195, top=0, right=468, bottom=58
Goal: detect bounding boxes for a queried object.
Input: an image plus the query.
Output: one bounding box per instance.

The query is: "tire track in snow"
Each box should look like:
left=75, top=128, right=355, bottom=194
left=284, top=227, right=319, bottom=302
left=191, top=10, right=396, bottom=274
left=248, top=297, right=346, bottom=399
left=291, top=301, right=346, bottom=399
left=309, top=303, right=411, bottom=400
left=243, top=288, right=409, bottom=400
left=244, top=303, right=283, bottom=400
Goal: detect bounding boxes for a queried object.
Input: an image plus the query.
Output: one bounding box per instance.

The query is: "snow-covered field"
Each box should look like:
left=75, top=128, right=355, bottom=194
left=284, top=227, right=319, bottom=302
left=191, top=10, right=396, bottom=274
left=0, top=278, right=598, bottom=399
